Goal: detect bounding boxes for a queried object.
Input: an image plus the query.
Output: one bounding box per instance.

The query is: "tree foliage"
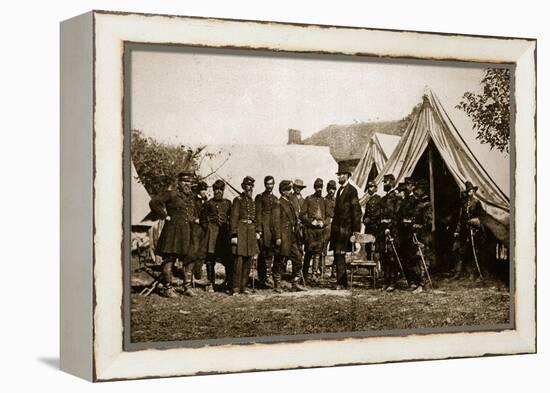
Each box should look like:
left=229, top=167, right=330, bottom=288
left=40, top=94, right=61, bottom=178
left=456, top=68, right=511, bottom=153
left=131, top=129, right=205, bottom=195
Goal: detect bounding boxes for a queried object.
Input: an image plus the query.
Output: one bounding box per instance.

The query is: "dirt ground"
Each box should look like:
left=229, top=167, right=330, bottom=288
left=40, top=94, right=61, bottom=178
left=130, top=271, right=510, bottom=343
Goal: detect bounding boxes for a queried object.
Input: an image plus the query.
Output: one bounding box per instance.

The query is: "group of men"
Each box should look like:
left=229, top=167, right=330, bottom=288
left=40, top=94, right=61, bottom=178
left=148, top=161, right=485, bottom=298
left=362, top=174, right=485, bottom=292
left=148, top=168, right=340, bottom=297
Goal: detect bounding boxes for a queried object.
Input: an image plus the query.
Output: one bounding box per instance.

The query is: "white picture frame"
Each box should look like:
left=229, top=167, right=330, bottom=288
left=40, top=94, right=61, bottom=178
left=60, top=10, right=536, bottom=381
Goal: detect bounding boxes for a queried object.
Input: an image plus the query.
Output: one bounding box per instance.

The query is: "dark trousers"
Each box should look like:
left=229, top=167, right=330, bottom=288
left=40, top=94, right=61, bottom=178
left=257, top=247, right=274, bottom=283
left=232, top=256, right=252, bottom=293
left=206, top=253, right=233, bottom=287
left=161, top=255, right=193, bottom=287
left=334, top=253, right=348, bottom=287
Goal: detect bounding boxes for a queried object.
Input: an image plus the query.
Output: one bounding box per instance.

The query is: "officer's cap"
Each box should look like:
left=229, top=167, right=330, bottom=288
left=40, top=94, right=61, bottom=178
left=366, top=181, right=377, bottom=189
left=241, top=176, right=255, bottom=187
left=383, top=174, right=396, bottom=182
left=212, top=179, right=225, bottom=190
left=327, top=180, right=337, bottom=190
left=314, top=178, right=323, bottom=188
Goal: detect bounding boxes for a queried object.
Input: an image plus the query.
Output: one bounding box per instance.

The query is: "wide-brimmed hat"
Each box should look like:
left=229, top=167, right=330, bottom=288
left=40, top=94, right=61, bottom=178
left=464, top=181, right=478, bottom=193
left=279, top=180, right=292, bottom=192
left=292, top=179, right=307, bottom=189
left=336, top=161, right=354, bottom=176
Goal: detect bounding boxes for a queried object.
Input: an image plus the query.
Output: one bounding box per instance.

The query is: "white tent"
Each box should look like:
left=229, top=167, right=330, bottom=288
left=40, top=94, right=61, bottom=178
left=197, top=144, right=339, bottom=198
left=351, top=133, right=401, bottom=191
left=368, top=90, right=510, bottom=242
left=131, top=162, right=155, bottom=227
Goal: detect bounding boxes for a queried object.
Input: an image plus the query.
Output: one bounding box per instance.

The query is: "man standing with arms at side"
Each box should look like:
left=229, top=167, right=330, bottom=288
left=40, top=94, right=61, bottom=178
left=230, top=176, right=260, bottom=295
left=329, top=163, right=362, bottom=290
left=255, top=176, right=279, bottom=289
left=202, top=179, right=232, bottom=293
left=301, top=178, right=329, bottom=283
left=362, top=181, right=382, bottom=260
left=273, top=180, right=307, bottom=292
left=324, top=180, right=337, bottom=278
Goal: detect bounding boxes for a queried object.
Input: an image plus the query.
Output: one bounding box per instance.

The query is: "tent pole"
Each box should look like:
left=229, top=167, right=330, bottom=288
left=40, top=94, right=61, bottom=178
left=428, top=146, right=436, bottom=232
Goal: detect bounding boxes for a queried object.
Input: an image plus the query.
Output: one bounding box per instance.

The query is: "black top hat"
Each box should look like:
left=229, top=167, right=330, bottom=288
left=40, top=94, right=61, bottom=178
left=327, top=180, right=337, bottom=190
left=336, top=161, right=353, bottom=176
left=464, top=181, right=478, bottom=193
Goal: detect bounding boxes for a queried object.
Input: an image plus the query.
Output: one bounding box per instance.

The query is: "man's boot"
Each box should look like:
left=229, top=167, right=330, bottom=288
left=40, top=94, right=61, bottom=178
left=273, top=273, right=283, bottom=293
left=452, top=258, right=464, bottom=280
left=311, top=255, right=320, bottom=283
left=263, top=256, right=274, bottom=289
left=292, top=277, right=307, bottom=292
left=206, top=262, right=215, bottom=292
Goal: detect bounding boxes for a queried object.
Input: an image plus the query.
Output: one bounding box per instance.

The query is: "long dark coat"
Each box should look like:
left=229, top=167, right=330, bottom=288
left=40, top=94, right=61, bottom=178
left=362, top=193, right=382, bottom=236
left=323, top=195, right=336, bottom=251
left=276, top=196, right=301, bottom=260
left=202, top=197, right=232, bottom=256
left=230, top=193, right=260, bottom=257
left=329, top=183, right=362, bottom=253
left=300, top=193, right=329, bottom=253
left=149, top=190, right=196, bottom=257
left=255, top=192, right=280, bottom=249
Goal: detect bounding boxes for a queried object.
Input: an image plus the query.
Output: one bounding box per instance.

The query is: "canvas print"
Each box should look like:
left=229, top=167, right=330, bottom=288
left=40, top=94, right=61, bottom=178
left=126, top=45, right=512, bottom=346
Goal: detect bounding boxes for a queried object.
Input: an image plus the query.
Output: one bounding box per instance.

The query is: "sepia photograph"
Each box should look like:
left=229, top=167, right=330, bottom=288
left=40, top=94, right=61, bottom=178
left=126, top=44, right=513, bottom=346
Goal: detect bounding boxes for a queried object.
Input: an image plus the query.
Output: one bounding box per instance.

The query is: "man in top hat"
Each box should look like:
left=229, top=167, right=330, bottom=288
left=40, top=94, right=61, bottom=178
left=202, top=179, right=233, bottom=292
left=453, top=181, right=486, bottom=280
left=230, top=176, right=260, bottom=295
left=300, top=178, right=330, bottom=283
left=410, top=180, right=434, bottom=290
left=378, top=174, right=402, bottom=291
left=255, top=175, right=280, bottom=288
left=329, top=162, right=362, bottom=289
left=273, top=180, right=307, bottom=292
left=362, top=181, right=382, bottom=259
left=149, top=171, right=198, bottom=297
left=189, top=180, right=209, bottom=285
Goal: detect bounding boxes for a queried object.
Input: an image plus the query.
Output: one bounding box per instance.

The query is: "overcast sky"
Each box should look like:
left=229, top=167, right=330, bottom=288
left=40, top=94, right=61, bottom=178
left=130, top=47, right=510, bottom=194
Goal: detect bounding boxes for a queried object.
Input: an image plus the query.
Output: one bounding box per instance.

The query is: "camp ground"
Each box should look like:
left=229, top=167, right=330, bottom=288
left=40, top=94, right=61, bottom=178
left=368, top=90, right=510, bottom=274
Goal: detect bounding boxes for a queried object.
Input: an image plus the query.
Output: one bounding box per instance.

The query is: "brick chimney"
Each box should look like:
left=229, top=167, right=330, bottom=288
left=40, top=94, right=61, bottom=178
left=288, top=129, right=302, bottom=145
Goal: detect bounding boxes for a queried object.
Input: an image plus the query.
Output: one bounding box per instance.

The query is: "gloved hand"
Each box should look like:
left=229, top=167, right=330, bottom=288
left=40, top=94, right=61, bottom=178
left=165, top=216, right=171, bottom=221
left=194, top=218, right=200, bottom=224
left=275, top=238, right=282, bottom=246
left=385, top=228, right=390, bottom=235
left=350, top=235, right=356, bottom=243
left=231, top=237, right=238, bottom=245
left=453, top=232, right=460, bottom=238
left=256, top=232, right=261, bottom=240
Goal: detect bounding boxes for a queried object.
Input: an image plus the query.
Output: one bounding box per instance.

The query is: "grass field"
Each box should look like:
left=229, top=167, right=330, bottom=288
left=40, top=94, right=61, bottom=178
left=130, top=272, right=510, bottom=343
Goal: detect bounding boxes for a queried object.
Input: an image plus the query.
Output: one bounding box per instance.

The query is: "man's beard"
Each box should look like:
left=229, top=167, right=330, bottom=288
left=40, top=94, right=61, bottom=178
left=338, top=177, right=346, bottom=185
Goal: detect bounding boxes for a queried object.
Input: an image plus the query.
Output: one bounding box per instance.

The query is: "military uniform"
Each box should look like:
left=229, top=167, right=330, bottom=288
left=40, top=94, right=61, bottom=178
left=411, top=193, right=434, bottom=286
left=273, top=181, right=306, bottom=291
left=323, top=192, right=336, bottom=254
left=230, top=178, right=260, bottom=294
left=300, top=187, right=329, bottom=281
left=255, top=190, right=280, bottom=286
left=362, top=183, right=382, bottom=261
left=189, top=192, right=207, bottom=280
left=203, top=195, right=232, bottom=289
left=453, top=182, right=486, bottom=279
left=398, top=191, right=418, bottom=286
left=149, top=171, right=198, bottom=296
left=378, top=189, right=401, bottom=287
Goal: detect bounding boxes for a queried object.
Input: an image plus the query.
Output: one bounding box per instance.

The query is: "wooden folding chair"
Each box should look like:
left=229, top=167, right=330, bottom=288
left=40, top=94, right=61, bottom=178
left=349, top=232, right=378, bottom=289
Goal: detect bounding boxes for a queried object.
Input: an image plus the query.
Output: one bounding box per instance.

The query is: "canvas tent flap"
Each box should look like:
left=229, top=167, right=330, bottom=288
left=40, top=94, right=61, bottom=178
left=368, top=90, right=510, bottom=241
left=197, top=144, right=339, bottom=199
left=131, top=162, right=155, bottom=227
left=352, top=133, right=400, bottom=191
